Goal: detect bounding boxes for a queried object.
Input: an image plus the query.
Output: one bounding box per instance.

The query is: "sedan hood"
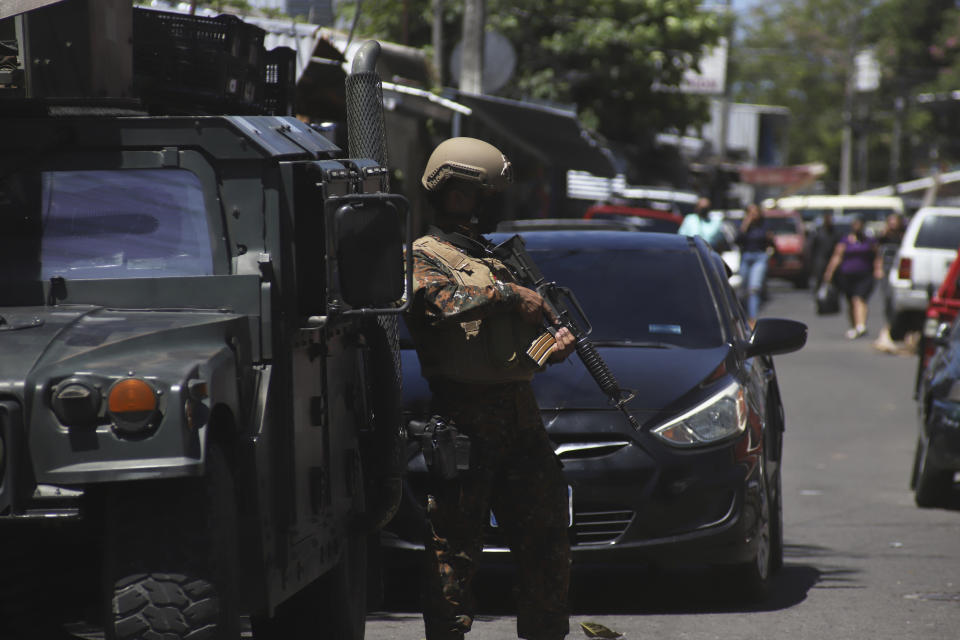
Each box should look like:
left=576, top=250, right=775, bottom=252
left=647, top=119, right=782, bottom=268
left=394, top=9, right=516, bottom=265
left=531, top=344, right=731, bottom=412
left=401, top=343, right=733, bottom=420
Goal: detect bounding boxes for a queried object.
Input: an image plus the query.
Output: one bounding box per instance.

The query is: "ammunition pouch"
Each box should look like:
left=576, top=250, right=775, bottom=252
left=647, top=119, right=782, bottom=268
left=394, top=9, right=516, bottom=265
left=407, top=416, right=471, bottom=480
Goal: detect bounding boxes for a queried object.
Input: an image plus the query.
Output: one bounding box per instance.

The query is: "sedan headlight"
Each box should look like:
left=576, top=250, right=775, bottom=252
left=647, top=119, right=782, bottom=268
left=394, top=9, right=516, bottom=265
left=652, top=381, right=747, bottom=447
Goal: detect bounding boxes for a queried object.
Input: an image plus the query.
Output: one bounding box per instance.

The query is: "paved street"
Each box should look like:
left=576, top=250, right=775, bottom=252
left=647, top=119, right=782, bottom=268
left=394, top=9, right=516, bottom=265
left=366, top=281, right=960, bottom=640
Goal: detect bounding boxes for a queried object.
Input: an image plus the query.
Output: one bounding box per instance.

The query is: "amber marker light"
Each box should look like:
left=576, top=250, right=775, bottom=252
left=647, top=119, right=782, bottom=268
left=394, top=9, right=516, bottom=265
left=108, top=378, right=158, bottom=434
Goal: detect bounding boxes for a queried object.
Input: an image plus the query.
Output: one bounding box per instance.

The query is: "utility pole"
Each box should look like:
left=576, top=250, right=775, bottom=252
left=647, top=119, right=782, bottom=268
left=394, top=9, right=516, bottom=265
left=460, top=0, right=484, bottom=95
left=889, top=92, right=904, bottom=188
left=715, top=0, right=733, bottom=207
left=856, top=101, right=868, bottom=192
left=840, top=62, right=854, bottom=194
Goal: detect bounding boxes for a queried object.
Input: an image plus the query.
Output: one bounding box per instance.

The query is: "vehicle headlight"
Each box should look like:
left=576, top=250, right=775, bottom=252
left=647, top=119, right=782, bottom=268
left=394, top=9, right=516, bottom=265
left=652, top=381, right=747, bottom=447
left=108, top=378, right=160, bottom=435
left=51, top=378, right=102, bottom=428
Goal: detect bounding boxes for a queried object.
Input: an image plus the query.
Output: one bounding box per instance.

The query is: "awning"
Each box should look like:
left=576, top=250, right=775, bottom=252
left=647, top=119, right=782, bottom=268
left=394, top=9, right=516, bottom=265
left=1, top=0, right=65, bottom=20
left=382, top=81, right=472, bottom=123
left=453, top=91, right=617, bottom=178
left=739, top=163, right=826, bottom=186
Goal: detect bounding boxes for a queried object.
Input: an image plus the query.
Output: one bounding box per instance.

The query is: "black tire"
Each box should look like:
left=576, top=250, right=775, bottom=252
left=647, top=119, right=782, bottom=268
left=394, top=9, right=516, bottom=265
left=889, top=312, right=910, bottom=341
left=318, top=531, right=368, bottom=639
left=914, top=338, right=927, bottom=399
left=251, top=532, right=367, bottom=640
left=769, top=466, right=784, bottom=574
left=730, top=466, right=772, bottom=602
left=912, top=436, right=953, bottom=508
left=102, top=443, right=240, bottom=640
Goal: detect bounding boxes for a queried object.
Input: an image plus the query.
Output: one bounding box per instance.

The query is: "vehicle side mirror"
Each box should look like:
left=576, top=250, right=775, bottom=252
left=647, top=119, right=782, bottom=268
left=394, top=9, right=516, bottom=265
left=744, top=318, right=808, bottom=358
left=326, top=194, right=411, bottom=314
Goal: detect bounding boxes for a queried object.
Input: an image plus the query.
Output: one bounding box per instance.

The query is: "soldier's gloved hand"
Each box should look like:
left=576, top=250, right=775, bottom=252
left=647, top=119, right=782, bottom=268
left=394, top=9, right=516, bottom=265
left=508, top=283, right=546, bottom=324
left=549, top=327, right=576, bottom=362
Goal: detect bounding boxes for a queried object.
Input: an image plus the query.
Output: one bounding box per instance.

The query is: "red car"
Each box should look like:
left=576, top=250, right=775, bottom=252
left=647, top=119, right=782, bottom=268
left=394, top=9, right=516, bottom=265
left=763, top=209, right=809, bottom=288
left=584, top=204, right=683, bottom=234
left=916, top=246, right=960, bottom=393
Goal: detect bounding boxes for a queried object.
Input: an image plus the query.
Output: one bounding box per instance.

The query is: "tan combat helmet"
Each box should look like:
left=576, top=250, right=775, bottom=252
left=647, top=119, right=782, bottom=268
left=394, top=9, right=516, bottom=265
left=421, top=137, right=514, bottom=193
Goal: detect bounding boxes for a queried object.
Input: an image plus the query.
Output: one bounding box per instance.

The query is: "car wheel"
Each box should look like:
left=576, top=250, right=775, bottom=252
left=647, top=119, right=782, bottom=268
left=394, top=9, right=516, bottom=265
left=102, top=441, right=240, bottom=640
left=769, top=466, right=784, bottom=573
left=890, top=312, right=910, bottom=341
left=730, top=470, right=772, bottom=602
left=913, top=436, right=953, bottom=508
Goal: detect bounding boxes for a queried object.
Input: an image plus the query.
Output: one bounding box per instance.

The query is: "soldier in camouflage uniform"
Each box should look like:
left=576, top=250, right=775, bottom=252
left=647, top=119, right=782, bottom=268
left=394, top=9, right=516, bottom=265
left=405, top=137, right=576, bottom=640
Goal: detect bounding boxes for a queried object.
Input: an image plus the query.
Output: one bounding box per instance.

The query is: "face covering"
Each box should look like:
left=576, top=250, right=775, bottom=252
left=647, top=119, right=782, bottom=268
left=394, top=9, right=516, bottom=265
left=473, top=191, right=506, bottom=234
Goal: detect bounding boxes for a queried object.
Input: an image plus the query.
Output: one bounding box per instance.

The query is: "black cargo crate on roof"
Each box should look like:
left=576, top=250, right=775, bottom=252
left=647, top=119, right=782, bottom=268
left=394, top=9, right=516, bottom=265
left=132, top=8, right=268, bottom=114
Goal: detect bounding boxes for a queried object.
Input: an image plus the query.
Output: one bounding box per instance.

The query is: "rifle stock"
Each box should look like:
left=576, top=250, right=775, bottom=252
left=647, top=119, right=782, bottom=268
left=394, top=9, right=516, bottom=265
left=493, top=234, right=639, bottom=429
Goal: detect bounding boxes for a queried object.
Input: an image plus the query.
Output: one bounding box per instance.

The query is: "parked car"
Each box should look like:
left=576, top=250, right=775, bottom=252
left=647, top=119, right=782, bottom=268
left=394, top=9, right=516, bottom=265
left=583, top=204, right=683, bottom=234
left=763, top=209, right=810, bottom=288
left=616, top=185, right=701, bottom=216
left=384, top=231, right=807, bottom=600
left=915, top=247, right=960, bottom=395
left=912, top=314, right=960, bottom=507
left=886, top=206, right=960, bottom=339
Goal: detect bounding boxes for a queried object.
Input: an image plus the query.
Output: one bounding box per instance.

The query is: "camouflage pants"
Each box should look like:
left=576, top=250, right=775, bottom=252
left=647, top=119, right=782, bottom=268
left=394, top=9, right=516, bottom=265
left=422, top=380, right=571, bottom=640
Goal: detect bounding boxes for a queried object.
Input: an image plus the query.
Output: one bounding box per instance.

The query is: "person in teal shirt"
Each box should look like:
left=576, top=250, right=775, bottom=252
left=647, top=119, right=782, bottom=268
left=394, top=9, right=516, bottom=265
left=678, top=196, right=724, bottom=248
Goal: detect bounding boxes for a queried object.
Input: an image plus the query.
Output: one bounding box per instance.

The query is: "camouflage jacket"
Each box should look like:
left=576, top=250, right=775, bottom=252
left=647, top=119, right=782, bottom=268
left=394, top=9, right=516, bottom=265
left=408, top=230, right=520, bottom=326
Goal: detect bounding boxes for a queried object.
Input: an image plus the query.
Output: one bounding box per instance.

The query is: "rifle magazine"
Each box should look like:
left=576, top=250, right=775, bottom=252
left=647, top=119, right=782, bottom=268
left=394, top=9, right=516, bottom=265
left=526, top=331, right=557, bottom=367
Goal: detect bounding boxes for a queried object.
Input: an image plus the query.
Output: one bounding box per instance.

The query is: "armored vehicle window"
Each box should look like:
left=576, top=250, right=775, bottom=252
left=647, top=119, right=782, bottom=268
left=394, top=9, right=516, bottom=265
left=39, top=169, right=213, bottom=280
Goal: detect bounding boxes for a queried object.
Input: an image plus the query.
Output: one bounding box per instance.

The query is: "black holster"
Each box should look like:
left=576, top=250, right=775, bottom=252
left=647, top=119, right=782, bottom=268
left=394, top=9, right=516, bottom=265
left=408, top=416, right=471, bottom=480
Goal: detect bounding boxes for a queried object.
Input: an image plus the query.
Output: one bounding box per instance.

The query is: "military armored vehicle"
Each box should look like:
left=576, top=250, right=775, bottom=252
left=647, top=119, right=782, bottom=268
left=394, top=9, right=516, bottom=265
left=0, top=1, right=408, bottom=638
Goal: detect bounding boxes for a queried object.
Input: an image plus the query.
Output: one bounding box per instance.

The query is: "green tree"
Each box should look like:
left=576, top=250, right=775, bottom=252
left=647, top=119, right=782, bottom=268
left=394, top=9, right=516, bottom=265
left=731, top=0, right=869, bottom=189
left=732, top=0, right=959, bottom=190
left=339, top=0, right=723, bottom=149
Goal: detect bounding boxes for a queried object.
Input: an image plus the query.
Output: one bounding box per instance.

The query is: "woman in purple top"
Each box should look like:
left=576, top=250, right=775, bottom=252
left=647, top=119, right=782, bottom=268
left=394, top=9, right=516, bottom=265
left=823, top=216, right=884, bottom=339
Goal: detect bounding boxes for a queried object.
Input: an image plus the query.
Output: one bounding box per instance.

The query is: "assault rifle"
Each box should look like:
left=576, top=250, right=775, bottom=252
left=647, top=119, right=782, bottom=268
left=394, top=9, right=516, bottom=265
left=492, top=234, right=639, bottom=430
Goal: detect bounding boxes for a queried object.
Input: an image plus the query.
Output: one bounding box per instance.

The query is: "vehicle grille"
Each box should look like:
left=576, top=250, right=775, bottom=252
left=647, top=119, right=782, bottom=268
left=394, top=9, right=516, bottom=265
left=572, top=509, right=634, bottom=545
left=0, top=399, right=22, bottom=517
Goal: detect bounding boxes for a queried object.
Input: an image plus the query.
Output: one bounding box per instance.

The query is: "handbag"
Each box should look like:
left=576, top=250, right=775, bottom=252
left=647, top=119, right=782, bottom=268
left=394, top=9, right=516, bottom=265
left=815, top=282, right=840, bottom=315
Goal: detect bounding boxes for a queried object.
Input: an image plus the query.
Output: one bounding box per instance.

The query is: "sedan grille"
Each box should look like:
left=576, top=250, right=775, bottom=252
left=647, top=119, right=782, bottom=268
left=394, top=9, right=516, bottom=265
left=572, top=509, right=634, bottom=545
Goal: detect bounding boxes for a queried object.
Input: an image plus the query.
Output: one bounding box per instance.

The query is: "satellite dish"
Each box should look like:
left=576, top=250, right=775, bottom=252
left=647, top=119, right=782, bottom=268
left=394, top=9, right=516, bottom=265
left=450, top=30, right=516, bottom=94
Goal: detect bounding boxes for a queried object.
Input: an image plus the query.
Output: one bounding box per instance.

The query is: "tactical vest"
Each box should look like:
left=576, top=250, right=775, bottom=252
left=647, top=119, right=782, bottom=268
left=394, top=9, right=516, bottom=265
left=409, top=235, right=548, bottom=383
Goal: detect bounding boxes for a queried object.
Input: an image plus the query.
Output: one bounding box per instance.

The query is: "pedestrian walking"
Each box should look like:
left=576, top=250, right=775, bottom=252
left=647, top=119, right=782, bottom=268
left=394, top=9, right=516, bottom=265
left=405, top=137, right=576, bottom=640
left=822, top=216, right=884, bottom=339
left=809, top=211, right=841, bottom=289
left=678, top=195, right=724, bottom=248
left=736, top=202, right=776, bottom=326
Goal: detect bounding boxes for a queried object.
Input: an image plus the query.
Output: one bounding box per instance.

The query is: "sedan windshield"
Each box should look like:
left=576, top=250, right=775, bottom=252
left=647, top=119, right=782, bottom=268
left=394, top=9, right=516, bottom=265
left=0, top=169, right=214, bottom=281
left=530, top=246, right=724, bottom=348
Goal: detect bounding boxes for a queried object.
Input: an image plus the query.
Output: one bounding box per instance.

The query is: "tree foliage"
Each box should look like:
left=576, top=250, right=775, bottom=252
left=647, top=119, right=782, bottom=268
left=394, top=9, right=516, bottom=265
left=731, top=0, right=865, bottom=184
left=732, top=0, right=960, bottom=189
left=339, top=0, right=724, bottom=146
